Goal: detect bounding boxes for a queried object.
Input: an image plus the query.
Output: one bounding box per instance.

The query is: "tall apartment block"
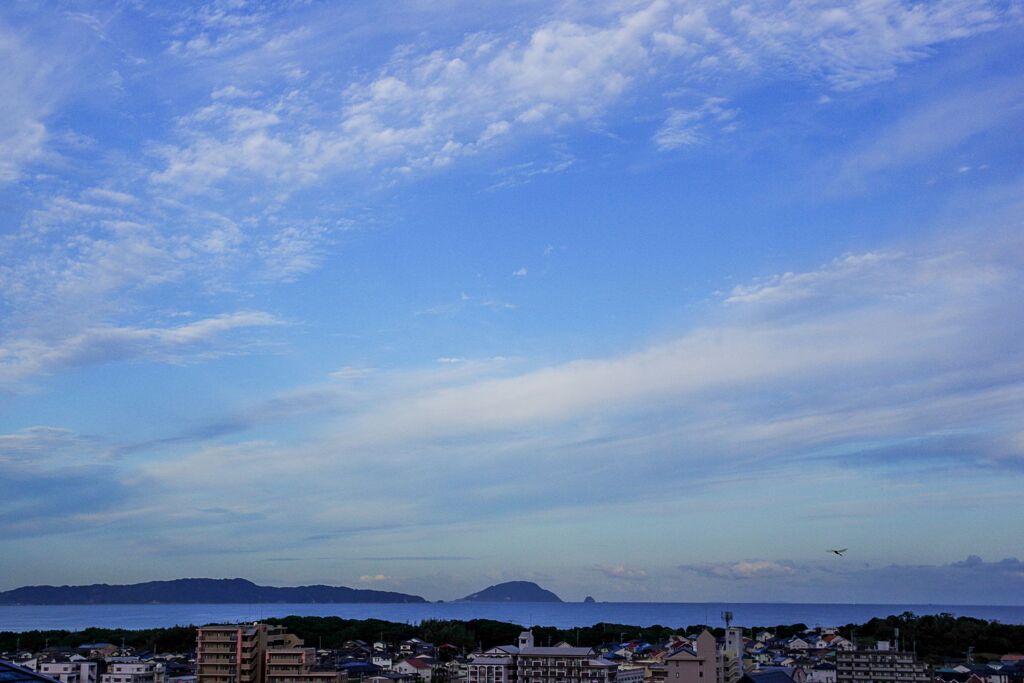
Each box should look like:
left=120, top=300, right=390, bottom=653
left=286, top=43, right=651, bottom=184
left=721, top=629, right=744, bottom=683
left=836, top=643, right=930, bottom=683
left=197, top=624, right=342, bottom=683
left=197, top=624, right=266, bottom=683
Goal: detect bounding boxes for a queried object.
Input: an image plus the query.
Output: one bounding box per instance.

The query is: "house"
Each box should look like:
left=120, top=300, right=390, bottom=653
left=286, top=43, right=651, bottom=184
left=393, top=659, right=435, bottom=683
left=806, top=664, right=834, bottom=683
left=400, top=643, right=434, bottom=658
left=783, top=641, right=810, bottom=653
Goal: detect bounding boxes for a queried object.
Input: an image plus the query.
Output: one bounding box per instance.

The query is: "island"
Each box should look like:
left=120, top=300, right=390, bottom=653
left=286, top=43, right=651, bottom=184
left=458, top=580, right=562, bottom=602
left=0, top=578, right=427, bottom=605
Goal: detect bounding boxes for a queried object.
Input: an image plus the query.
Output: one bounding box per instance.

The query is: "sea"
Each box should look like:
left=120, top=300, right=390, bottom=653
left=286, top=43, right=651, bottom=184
left=2, top=602, right=1023, bottom=633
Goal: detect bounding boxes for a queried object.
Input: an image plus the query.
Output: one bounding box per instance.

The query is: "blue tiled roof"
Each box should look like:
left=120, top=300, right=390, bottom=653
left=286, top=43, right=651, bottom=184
left=742, top=669, right=795, bottom=683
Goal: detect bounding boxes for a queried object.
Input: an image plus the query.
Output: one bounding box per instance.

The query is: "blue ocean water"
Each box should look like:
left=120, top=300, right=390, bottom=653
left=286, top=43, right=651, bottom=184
left=1, top=602, right=1023, bottom=632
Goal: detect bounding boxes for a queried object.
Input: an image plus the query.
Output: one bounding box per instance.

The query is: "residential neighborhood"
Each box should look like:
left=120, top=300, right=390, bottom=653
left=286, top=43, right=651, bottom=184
left=4, top=623, right=1023, bottom=683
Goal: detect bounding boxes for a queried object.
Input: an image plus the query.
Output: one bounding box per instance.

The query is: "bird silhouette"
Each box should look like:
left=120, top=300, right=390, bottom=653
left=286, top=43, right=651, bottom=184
left=829, top=548, right=847, bottom=556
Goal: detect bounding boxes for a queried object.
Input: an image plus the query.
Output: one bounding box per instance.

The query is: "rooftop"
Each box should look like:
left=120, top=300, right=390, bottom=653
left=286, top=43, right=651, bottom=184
left=0, top=660, right=63, bottom=683
left=519, top=647, right=594, bottom=657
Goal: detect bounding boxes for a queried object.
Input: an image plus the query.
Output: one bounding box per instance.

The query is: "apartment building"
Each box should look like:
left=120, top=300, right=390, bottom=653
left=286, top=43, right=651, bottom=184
left=835, top=643, right=929, bottom=683
left=467, top=645, right=518, bottom=683
left=197, top=625, right=266, bottom=683
left=666, top=632, right=724, bottom=683
left=197, top=624, right=341, bottom=683
left=722, top=629, right=743, bottom=683
left=468, top=632, right=616, bottom=683
left=516, top=632, right=616, bottom=683
left=265, top=648, right=343, bottom=683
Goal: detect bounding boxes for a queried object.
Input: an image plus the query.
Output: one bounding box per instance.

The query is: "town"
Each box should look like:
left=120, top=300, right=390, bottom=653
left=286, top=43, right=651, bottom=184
left=3, top=618, right=1022, bottom=683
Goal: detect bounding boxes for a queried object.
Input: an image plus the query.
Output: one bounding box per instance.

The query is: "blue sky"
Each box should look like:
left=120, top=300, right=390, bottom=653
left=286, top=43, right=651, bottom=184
left=1, top=0, right=1023, bottom=604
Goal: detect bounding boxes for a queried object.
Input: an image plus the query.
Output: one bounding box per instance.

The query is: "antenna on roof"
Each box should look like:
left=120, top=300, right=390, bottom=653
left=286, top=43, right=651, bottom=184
left=722, top=612, right=733, bottom=629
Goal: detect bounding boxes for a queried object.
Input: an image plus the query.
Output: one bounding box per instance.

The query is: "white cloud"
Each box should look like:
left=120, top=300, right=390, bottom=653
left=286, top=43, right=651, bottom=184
left=0, top=25, right=54, bottom=183
left=682, top=559, right=797, bottom=580
left=0, top=312, right=282, bottom=386
left=0, top=427, right=105, bottom=468
left=82, top=188, right=138, bottom=205
left=834, top=76, right=1024, bottom=190
left=352, top=244, right=1012, bottom=441
left=654, top=96, right=737, bottom=150
left=211, top=85, right=261, bottom=100
left=331, top=366, right=375, bottom=381
left=513, top=267, right=528, bottom=277
left=359, top=574, right=391, bottom=583
left=151, top=0, right=1013, bottom=191
left=597, top=564, right=648, bottom=579
left=127, top=230, right=1024, bottom=556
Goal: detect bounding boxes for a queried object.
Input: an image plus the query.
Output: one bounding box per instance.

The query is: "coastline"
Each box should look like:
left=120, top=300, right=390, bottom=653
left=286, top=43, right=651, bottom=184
left=2, top=601, right=1023, bottom=632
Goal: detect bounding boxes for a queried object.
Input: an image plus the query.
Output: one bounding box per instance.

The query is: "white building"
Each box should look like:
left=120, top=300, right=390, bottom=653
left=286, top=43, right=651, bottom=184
left=38, top=661, right=98, bottom=683
left=807, top=665, right=836, bottom=683
left=393, top=659, right=435, bottom=683
left=517, top=632, right=617, bottom=683
left=615, top=668, right=644, bottom=683
left=101, top=661, right=156, bottom=683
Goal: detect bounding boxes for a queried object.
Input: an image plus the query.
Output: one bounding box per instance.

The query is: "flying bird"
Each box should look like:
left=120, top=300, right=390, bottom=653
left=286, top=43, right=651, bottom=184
left=829, top=548, right=848, bottom=556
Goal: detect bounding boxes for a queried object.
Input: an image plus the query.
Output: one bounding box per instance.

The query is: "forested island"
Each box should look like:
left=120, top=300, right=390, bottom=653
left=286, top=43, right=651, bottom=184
left=2, top=612, right=1023, bottom=664
left=0, top=579, right=426, bottom=605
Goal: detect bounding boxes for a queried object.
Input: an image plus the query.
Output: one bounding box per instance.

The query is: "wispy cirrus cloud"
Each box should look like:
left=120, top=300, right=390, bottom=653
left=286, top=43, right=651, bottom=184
left=0, top=23, right=55, bottom=183
left=0, top=311, right=283, bottom=386
left=88, top=230, right=1021, bottom=569
left=833, top=75, right=1024, bottom=192
left=0, top=426, right=106, bottom=467
left=654, top=97, right=738, bottom=150
left=677, top=555, right=1024, bottom=603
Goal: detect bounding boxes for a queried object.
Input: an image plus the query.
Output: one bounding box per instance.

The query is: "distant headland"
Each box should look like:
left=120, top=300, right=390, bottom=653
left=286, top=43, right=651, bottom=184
left=0, top=578, right=427, bottom=605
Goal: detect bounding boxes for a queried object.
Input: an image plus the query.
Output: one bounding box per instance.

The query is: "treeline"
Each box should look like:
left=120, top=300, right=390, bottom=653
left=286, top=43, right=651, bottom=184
left=836, top=612, right=1024, bottom=664
left=1, top=613, right=1021, bottom=662
left=0, top=626, right=197, bottom=655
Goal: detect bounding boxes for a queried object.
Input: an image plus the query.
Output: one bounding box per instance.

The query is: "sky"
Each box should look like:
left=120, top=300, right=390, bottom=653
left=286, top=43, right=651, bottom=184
left=1, top=0, right=1023, bottom=605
